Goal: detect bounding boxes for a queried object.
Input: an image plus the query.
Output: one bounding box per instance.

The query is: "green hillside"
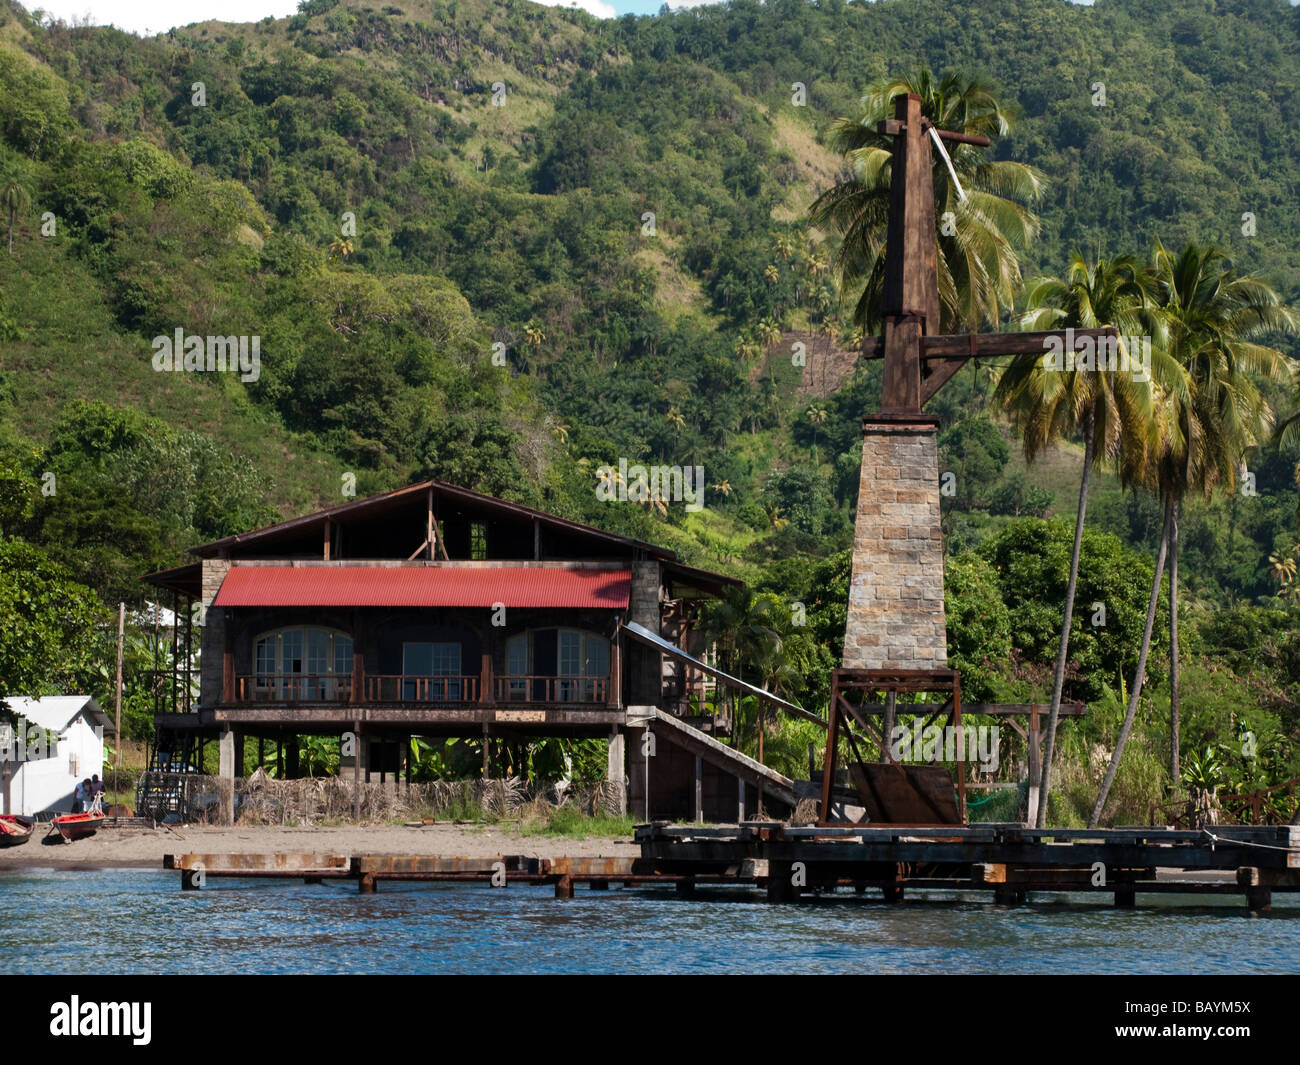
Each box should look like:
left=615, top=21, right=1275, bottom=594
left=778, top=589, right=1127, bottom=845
left=1, top=0, right=1298, bottom=822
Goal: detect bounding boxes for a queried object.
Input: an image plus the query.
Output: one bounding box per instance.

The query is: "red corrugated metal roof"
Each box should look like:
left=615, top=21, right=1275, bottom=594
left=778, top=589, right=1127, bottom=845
left=212, top=565, right=631, bottom=609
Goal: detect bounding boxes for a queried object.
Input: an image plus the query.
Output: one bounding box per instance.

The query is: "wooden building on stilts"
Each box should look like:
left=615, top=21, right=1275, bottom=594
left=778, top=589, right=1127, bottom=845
left=141, top=479, right=799, bottom=823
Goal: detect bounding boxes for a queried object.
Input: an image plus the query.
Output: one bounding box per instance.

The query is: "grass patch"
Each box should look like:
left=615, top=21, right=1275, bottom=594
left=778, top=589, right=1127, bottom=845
left=515, top=805, right=636, bottom=839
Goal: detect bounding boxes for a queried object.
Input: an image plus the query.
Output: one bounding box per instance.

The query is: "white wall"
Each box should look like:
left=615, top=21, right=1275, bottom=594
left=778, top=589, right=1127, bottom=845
left=6, top=718, right=106, bottom=817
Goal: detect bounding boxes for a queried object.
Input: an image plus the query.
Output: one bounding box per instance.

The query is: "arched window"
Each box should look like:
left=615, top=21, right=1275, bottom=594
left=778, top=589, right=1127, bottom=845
left=254, top=626, right=353, bottom=701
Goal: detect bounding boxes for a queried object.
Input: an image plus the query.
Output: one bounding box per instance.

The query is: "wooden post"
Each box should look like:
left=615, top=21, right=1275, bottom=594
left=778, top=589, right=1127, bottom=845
left=694, top=755, right=703, bottom=823
left=610, top=628, right=622, bottom=709
left=222, top=644, right=234, bottom=705
left=217, top=726, right=235, bottom=825
left=953, top=675, right=966, bottom=822
left=323, top=518, right=331, bottom=560
left=882, top=690, right=897, bottom=761
left=737, top=776, right=745, bottom=823
left=766, top=862, right=796, bottom=903
left=819, top=676, right=842, bottom=824
left=554, top=875, right=573, bottom=900
left=352, top=720, right=362, bottom=822
left=182, top=592, right=192, bottom=714
left=426, top=488, right=434, bottom=560
left=480, top=651, right=492, bottom=705
left=113, top=602, right=124, bottom=796
left=482, top=724, right=490, bottom=778
left=1026, top=705, right=1041, bottom=827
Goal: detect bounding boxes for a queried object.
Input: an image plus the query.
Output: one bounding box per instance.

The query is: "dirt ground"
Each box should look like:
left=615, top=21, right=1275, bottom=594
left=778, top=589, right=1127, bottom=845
left=0, top=822, right=640, bottom=870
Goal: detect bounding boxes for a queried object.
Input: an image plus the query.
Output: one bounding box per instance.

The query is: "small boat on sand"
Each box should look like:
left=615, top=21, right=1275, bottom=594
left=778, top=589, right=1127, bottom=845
left=0, top=815, right=34, bottom=847
left=49, top=811, right=104, bottom=842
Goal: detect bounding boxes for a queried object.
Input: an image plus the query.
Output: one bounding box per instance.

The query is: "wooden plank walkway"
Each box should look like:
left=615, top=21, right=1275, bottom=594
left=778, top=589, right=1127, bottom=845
left=635, top=821, right=1300, bottom=912
left=162, top=853, right=718, bottom=898
left=161, top=821, right=1300, bottom=911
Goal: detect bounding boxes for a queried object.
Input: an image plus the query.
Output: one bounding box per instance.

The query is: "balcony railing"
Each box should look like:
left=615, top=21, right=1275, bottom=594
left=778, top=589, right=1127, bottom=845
left=236, top=674, right=353, bottom=703
left=363, top=674, right=480, bottom=702
left=495, top=675, right=609, bottom=704
left=231, top=672, right=611, bottom=706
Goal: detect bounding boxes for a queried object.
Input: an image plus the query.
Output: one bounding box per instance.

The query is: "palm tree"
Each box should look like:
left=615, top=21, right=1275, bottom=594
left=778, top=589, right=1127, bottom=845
left=996, top=252, right=1172, bottom=827
left=1268, top=550, right=1297, bottom=590
left=756, top=317, right=782, bottom=348
left=810, top=67, right=1045, bottom=333
left=1152, top=242, right=1294, bottom=783
left=1089, top=242, right=1295, bottom=826
left=4, top=180, right=31, bottom=256
left=806, top=403, right=828, bottom=460
left=704, top=588, right=785, bottom=761
left=733, top=335, right=761, bottom=364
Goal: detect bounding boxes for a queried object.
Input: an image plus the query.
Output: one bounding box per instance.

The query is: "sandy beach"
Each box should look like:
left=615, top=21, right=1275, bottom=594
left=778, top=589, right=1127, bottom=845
left=0, top=823, right=640, bottom=871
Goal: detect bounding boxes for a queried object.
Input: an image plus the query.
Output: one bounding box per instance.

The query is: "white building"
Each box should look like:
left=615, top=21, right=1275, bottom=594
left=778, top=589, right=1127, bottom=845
left=0, top=696, right=115, bottom=817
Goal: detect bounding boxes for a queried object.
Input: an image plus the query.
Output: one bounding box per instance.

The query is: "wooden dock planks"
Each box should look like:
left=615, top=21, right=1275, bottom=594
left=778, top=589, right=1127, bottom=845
left=163, top=822, right=1300, bottom=910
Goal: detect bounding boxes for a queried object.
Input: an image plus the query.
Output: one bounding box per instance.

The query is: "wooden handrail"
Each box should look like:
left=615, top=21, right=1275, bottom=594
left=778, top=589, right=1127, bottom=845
left=495, top=675, right=610, bottom=704
left=231, top=672, right=612, bottom=706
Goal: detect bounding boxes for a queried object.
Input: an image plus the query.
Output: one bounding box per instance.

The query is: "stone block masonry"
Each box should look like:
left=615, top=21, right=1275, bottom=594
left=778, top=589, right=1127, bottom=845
left=842, top=417, right=947, bottom=669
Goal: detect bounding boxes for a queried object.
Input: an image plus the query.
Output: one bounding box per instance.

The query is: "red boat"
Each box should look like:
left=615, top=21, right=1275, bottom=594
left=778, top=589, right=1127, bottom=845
left=0, top=815, right=34, bottom=847
left=50, top=811, right=104, bottom=842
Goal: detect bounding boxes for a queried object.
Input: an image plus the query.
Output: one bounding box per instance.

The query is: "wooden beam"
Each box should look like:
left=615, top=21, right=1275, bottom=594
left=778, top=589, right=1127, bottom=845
left=429, top=512, right=450, bottom=560
left=837, top=695, right=885, bottom=750
left=920, top=357, right=967, bottom=406
left=927, top=124, right=990, bottom=147
left=426, top=488, right=434, bottom=561
left=863, top=327, right=1119, bottom=362
left=924, top=327, right=1118, bottom=359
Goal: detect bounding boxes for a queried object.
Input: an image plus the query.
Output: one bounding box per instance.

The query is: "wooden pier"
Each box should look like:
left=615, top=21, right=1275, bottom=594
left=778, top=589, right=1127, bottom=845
left=163, top=852, right=719, bottom=899
left=164, top=820, right=1300, bottom=912
left=637, top=821, right=1300, bottom=912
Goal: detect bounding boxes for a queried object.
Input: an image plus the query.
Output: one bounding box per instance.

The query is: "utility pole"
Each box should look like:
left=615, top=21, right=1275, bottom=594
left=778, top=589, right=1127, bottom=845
left=114, top=602, right=125, bottom=797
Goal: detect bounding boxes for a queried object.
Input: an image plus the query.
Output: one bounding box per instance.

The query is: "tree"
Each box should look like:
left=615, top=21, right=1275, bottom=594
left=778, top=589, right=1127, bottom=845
left=4, top=179, right=30, bottom=256
left=1090, top=242, right=1295, bottom=826
left=703, top=586, right=786, bottom=759
left=996, top=252, right=1171, bottom=826
left=806, top=403, right=827, bottom=459
left=810, top=67, right=1045, bottom=333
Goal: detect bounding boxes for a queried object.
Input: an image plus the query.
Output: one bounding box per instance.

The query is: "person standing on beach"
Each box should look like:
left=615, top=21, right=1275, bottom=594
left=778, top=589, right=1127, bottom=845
left=72, top=779, right=86, bottom=813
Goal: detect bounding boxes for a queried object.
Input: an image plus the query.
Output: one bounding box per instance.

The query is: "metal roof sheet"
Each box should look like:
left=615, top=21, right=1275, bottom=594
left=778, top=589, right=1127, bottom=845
left=212, top=565, right=632, bottom=609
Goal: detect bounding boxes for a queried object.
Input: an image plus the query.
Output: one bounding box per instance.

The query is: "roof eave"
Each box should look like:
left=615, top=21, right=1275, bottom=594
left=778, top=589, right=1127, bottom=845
left=187, top=479, right=677, bottom=562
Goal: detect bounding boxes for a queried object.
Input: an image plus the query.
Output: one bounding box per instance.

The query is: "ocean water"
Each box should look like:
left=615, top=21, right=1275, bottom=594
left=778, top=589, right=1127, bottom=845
left=1, top=868, right=1297, bottom=974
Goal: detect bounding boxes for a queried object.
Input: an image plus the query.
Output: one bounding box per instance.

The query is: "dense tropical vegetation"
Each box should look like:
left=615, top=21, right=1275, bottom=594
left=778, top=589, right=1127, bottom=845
left=0, top=0, right=1298, bottom=825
